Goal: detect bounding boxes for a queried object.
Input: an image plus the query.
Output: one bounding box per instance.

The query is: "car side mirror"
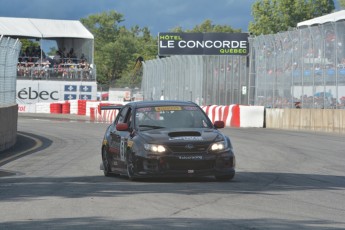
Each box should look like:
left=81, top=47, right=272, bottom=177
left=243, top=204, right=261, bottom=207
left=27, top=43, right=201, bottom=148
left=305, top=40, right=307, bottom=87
left=116, top=123, right=129, bottom=131
left=214, top=121, right=225, bottom=129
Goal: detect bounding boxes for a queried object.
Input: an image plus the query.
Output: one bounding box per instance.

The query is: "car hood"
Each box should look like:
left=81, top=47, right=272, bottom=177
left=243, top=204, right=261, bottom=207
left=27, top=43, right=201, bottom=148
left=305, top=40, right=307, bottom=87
left=138, top=128, right=222, bottom=144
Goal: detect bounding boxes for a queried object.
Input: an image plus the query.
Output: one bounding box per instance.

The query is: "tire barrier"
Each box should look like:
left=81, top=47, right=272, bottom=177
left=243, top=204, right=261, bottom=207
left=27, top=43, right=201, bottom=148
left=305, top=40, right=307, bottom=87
left=18, top=100, right=265, bottom=128
left=77, top=100, right=87, bottom=115
left=50, top=103, right=62, bottom=114
left=62, top=102, right=71, bottom=114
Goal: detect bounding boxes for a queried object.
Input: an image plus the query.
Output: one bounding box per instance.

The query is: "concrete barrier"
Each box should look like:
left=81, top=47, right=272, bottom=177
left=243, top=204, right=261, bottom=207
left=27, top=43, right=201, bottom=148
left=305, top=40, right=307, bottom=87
left=266, top=108, right=345, bottom=133
left=0, top=105, right=18, bottom=151
left=15, top=100, right=345, bottom=133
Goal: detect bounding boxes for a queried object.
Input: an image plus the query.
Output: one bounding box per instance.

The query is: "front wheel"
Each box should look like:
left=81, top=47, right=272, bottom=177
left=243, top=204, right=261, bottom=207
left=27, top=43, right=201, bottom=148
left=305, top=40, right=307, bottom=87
left=102, top=148, right=112, bottom=177
left=126, top=152, right=137, bottom=181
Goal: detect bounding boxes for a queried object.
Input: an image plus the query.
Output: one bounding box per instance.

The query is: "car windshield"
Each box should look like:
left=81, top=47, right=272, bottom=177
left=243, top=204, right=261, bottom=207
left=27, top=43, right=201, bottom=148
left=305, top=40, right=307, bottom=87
left=135, top=105, right=212, bottom=130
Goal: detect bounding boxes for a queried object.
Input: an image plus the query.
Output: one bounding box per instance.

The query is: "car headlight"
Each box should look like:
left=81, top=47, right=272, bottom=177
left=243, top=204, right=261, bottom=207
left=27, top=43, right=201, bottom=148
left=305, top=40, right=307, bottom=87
left=210, top=141, right=227, bottom=151
left=144, top=144, right=166, bottom=153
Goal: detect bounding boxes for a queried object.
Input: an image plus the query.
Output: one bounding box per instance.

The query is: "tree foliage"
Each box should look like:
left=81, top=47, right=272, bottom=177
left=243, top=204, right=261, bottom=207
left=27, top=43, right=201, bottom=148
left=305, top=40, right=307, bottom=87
left=80, top=10, right=157, bottom=87
left=339, top=0, right=345, bottom=8
left=79, top=14, right=244, bottom=88
left=249, top=0, right=335, bottom=35
left=19, top=39, right=39, bottom=53
left=171, top=19, right=241, bottom=33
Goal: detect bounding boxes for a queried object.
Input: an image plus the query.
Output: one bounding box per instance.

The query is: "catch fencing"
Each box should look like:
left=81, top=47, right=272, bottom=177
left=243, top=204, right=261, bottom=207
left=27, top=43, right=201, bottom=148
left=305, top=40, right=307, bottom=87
left=142, top=55, right=249, bottom=106
left=0, top=35, right=21, bottom=106
left=142, top=21, right=345, bottom=109
left=253, top=22, right=345, bottom=109
left=0, top=36, right=21, bottom=151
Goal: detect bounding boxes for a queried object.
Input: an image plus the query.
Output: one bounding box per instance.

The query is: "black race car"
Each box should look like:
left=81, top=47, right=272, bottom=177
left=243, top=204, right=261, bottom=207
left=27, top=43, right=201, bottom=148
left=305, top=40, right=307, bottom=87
left=100, top=100, right=235, bottom=181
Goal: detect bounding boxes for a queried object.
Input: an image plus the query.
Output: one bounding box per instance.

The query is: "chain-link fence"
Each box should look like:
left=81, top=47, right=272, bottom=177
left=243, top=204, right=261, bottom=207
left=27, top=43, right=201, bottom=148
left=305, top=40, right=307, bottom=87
left=252, top=22, right=345, bottom=109
left=0, top=35, right=21, bottom=106
left=142, top=55, right=248, bottom=106
left=143, top=22, right=345, bottom=109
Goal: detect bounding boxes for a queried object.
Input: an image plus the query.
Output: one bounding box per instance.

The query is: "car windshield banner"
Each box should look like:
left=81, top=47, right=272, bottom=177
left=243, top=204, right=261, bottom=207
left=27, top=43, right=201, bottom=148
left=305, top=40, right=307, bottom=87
left=158, top=32, right=249, bottom=56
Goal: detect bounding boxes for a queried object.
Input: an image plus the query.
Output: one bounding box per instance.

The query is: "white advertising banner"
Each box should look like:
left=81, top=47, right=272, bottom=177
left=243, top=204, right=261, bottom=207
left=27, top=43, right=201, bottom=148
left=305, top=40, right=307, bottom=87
left=16, top=80, right=97, bottom=104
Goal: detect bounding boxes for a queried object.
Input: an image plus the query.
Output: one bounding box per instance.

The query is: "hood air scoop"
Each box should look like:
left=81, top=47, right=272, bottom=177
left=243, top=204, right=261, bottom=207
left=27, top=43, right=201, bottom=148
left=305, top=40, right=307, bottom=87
left=168, top=131, right=201, bottom=138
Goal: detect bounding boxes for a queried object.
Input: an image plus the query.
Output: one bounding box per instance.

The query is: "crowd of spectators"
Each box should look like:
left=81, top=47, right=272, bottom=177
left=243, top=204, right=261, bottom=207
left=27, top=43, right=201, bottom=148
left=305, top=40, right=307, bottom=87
left=17, top=46, right=92, bottom=80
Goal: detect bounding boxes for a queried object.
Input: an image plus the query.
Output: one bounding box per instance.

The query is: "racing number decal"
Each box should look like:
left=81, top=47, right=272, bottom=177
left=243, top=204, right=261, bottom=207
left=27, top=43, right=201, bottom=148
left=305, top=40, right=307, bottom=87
left=120, top=137, right=127, bottom=161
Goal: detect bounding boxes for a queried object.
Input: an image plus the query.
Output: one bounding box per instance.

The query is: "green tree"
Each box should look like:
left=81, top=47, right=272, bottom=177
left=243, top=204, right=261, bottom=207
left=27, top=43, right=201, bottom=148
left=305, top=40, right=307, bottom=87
left=80, top=10, right=157, bottom=87
left=81, top=11, right=125, bottom=84
left=249, top=0, right=335, bottom=35
left=19, top=39, right=40, bottom=53
left=171, top=19, right=241, bottom=33
left=339, top=0, right=345, bottom=8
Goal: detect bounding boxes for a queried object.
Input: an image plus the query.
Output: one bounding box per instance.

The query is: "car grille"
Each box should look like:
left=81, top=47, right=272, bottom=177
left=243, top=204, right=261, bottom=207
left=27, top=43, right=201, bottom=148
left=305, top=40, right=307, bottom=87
left=167, top=144, right=209, bottom=153
left=167, top=159, right=214, bottom=170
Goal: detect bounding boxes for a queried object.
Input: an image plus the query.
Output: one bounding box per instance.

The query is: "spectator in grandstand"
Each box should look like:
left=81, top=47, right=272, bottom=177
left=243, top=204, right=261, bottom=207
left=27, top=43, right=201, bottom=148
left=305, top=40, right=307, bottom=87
left=66, top=48, right=78, bottom=63
left=78, top=57, right=90, bottom=79
left=53, top=51, right=62, bottom=65
left=294, top=102, right=301, bottom=109
left=36, top=53, right=51, bottom=67
left=57, top=47, right=66, bottom=61
left=80, top=53, right=86, bottom=61
left=79, top=57, right=88, bottom=69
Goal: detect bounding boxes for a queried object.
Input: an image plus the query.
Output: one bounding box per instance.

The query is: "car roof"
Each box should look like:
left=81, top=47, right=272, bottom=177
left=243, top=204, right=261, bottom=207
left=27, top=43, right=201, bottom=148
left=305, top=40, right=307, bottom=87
left=127, top=100, right=198, bottom=108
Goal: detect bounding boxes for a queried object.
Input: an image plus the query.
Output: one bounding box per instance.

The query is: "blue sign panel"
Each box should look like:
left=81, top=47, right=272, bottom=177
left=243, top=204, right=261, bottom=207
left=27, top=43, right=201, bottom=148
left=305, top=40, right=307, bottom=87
left=64, top=94, right=77, bottom=100
left=79, top=85, right=92, bottom=92
left=64, top=85, right=77, bottom=92
left=79, top=94, right=92, bottom=100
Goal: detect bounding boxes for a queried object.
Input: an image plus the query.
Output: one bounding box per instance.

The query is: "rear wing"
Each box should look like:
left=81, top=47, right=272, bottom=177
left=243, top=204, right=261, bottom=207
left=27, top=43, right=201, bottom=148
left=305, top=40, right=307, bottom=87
left=100, top=105, right=123, bottom=111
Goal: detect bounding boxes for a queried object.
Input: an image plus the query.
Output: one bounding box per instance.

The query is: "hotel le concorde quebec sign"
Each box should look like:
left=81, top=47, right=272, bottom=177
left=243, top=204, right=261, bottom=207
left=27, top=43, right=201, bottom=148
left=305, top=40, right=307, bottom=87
left=158, top=32, right=249, bottom=56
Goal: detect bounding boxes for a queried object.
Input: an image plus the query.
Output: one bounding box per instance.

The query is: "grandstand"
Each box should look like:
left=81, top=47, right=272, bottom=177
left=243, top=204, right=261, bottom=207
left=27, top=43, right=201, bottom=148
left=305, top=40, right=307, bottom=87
left=0, top=17, right=97, bottom=103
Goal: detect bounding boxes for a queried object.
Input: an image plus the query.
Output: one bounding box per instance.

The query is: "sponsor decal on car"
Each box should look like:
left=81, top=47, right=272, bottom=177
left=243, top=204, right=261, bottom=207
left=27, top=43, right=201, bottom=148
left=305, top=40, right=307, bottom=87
left=137, top=107, right=152, bottom=112
left=155, top=106, right=182, bottom=111
left=183, top=106, right=198, bottom=110
left=169, top=136, right=204, bottom=141
left=179, top=156, right=203, bottom=160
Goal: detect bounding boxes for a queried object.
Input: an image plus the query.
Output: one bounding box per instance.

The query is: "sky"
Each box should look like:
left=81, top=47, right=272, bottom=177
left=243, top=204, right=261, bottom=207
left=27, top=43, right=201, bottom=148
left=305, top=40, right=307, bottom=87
left=0, top=0, right=255, bottom=35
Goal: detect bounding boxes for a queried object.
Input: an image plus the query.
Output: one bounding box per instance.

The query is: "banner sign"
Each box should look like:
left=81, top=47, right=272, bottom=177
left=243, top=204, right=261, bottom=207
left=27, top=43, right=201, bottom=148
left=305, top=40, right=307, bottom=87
left=16, top=80, right=97, bottom=104
left=158, top=32, right=249, bottom=56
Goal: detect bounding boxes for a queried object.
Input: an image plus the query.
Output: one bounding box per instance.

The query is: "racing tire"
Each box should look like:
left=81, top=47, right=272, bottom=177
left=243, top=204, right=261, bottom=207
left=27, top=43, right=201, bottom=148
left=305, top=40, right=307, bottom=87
left=102, top=148, right=112, bottom=177
left=215, top=173, right=234, bottom=182
left=126, top=152, right=137, bottom=181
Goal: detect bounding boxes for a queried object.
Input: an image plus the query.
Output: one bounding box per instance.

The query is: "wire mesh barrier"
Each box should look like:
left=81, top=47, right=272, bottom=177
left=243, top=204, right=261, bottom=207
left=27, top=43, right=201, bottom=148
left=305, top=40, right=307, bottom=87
left=0, top=36, right=21, bottom=106
left=142, top=55, right=249, bottom=106
left=0, top=36, right=21, bottom=151
left=143, top=22, right=345, bottom=109
left=252, top=22, right=345, bottom=109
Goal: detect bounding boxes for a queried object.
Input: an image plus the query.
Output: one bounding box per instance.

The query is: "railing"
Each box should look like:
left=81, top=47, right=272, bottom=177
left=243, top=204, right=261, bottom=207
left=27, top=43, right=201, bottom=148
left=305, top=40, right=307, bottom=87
left=16, top=65, right=96, bottom=81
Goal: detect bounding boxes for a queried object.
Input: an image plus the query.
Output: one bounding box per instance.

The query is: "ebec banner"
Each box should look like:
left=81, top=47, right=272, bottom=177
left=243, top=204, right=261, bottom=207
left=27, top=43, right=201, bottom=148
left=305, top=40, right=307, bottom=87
left=158, top=32, right=249, bottom=56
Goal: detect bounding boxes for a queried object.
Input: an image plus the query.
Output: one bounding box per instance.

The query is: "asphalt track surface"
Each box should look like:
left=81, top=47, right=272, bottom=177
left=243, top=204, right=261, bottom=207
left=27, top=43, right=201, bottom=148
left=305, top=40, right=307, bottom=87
left=0, top=113, right=344, bottom=230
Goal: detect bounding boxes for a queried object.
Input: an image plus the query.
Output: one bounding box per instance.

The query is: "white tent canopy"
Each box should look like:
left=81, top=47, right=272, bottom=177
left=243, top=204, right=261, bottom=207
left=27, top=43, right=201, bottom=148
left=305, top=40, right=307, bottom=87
left=0, top=17, right=93, bottom=39
left=0, top=17, right=94, bottom=63
left=297, top=10, right=345, bottom=27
